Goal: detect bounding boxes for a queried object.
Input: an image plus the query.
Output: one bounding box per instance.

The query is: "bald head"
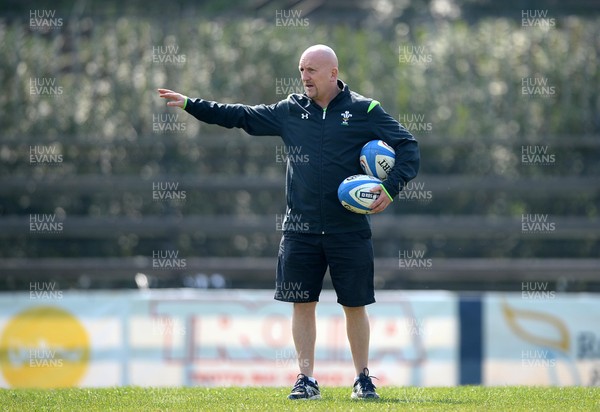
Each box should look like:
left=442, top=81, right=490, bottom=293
left=300, top=44, right=339, bottom=68
left=299, top=44, right=340, bottom=107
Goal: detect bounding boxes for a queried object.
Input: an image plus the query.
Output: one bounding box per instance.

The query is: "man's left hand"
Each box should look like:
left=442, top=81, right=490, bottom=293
left=369, top=185, right=392, bottom=214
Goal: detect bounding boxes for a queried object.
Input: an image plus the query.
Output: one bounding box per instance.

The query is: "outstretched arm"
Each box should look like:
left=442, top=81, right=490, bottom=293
left=157, top=88, right=283, bottom=136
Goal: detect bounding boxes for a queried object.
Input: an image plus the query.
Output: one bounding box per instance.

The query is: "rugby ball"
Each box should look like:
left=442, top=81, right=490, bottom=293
left=337, top=174, right=382, bottom=214
left=360, top=140, right=395, bottom=180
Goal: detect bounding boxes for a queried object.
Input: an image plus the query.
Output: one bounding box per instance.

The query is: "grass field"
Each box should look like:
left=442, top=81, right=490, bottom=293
left=0, top=386, right=599, bottom=411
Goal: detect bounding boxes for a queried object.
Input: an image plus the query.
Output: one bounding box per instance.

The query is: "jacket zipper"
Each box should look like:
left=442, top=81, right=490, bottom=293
left=320, top=107, right=327, bottom=234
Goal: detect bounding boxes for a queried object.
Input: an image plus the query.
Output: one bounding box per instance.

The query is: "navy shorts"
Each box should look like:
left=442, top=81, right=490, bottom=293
left=275, top=230, right=375, bottom=307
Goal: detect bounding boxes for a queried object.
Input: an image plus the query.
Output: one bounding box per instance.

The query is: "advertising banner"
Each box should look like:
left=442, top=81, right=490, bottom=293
left=0, top=289, right=457, bottom=388
left=483, top=292, right=600, bottom=386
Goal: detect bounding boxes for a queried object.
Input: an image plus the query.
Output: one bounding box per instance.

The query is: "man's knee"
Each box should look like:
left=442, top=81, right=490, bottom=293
left=294, top=301, right=318, bottom=313
left=342, top=305, right=366, bottom=315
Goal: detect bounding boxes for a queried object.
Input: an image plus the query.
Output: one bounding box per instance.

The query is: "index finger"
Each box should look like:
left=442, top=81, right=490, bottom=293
left=158, top=92, right=180, bottom=100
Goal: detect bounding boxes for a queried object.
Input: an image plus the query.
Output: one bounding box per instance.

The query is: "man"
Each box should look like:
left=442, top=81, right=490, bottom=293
left=158, top=44, right=419, bottom=400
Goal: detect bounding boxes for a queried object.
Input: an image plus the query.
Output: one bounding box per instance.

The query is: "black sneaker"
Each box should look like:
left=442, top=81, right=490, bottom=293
left=351, top=368, right=380, bottom=399
left=287, top=373, right=321, bottom=400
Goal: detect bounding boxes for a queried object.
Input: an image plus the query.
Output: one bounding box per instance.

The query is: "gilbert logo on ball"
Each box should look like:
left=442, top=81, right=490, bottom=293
left=360, top=140, right=395, bottom=180
left=337, top=174, right=382, bottom=214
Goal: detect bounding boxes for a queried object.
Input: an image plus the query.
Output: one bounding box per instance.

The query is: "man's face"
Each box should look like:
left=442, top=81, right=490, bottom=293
left=299, top=52, right=334, bottom=101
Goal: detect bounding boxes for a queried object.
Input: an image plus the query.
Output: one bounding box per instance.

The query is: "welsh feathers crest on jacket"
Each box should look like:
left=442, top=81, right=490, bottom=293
left=341, top=110, right=352, bottom=126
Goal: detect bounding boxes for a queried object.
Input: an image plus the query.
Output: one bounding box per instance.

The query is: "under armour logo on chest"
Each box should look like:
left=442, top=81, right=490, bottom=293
left=301, top=113, right=309, bottom=119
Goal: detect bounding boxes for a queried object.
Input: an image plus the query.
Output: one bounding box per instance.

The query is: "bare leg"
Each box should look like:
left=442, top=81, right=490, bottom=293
left=292, top=301, right=317, bottom=376
left=343, top=305, right=370, bottom=375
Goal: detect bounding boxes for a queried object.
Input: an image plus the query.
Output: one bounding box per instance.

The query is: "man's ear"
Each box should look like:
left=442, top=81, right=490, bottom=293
left=331, top=67, right=338, bottom=81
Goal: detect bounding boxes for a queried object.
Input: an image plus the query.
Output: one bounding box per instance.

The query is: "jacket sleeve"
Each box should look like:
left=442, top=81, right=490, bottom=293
left=183, top=98, right=284, bottom=136
left=367, top=102, right=420, bottom=199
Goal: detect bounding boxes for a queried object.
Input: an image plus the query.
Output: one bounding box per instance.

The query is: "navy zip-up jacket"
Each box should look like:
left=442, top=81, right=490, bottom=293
left=184, top=79, right=420, bottom=234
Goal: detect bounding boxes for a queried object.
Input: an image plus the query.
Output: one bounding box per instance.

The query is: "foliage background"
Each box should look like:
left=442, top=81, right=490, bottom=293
left=0, top=0, right=598, bottom=288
